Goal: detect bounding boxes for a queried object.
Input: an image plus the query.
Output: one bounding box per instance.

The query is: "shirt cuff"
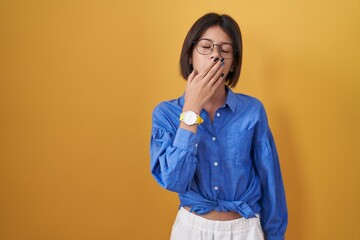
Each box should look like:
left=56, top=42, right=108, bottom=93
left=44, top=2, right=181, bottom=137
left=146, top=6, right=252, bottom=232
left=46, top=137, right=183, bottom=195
left=173, top=128, right=199, bottom=155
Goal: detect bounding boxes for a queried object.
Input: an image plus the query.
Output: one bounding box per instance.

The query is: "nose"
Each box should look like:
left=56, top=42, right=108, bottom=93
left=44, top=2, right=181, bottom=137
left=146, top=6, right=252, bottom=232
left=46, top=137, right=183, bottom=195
left=210, top=45, right=221, bottom=58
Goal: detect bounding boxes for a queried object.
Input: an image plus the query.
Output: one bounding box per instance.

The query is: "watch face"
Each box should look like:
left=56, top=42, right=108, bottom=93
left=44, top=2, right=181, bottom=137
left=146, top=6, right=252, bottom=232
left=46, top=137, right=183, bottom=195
left=184, top=111, right=197, bottom=125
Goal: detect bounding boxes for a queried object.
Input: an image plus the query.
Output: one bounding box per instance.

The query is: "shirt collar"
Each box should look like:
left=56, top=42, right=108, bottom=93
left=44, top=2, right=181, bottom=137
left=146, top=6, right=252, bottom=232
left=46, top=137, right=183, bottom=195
left=179, top=86, right=237, bottom=112
left=225, top=86, right=237, bottom=112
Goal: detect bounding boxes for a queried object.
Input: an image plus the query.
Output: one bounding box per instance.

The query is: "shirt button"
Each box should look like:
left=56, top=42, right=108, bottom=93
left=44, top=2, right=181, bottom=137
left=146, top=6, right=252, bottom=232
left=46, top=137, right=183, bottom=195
left=212, top=137, right=216, bottom=141
left=216, top=113, right=221, bottom=117
left=195, top=143, right=198, bottom=147
left=214, top=186, right=219, bottom=191
left=214, top=162, right=218, bottom=167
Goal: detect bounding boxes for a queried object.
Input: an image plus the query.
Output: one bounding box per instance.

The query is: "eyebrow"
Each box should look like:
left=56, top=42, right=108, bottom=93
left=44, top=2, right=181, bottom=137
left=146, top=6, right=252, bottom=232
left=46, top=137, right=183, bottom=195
left=199, top=38, right=233, bottom=45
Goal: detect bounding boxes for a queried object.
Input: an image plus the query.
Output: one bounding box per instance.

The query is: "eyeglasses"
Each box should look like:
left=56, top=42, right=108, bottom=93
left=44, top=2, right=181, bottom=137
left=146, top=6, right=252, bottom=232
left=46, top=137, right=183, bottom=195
left=193, top=39, right=235, bottom=59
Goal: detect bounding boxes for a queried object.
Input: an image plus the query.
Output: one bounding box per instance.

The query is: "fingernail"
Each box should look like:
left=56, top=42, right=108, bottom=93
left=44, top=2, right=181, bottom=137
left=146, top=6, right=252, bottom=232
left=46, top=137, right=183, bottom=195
left=220, top=58, right=224, bottom=62
left=214, top=57, right=219, bottom=62
left=221, top=62, right=225, bottom=67
left=221, top=73, right=224, bottom=78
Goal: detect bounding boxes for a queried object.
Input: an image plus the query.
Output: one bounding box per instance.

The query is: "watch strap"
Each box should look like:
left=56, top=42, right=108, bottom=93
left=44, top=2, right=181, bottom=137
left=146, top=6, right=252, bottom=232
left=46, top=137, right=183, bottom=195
left=195, top=115, right=204, bottom=124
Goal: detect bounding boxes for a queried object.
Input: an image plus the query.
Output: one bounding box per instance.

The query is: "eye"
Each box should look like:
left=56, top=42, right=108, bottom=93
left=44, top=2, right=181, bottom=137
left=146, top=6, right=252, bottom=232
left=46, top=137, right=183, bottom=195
left=221, top=44, right=234, bottom=53
left=198, top=40, right=213, bottom=48
left=199, top=43, right=212, bottom=48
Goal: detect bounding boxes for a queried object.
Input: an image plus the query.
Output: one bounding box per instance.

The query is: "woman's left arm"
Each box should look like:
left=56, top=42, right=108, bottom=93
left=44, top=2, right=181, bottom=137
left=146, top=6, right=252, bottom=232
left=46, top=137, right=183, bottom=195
left=253, top=103, right=288, bottom=240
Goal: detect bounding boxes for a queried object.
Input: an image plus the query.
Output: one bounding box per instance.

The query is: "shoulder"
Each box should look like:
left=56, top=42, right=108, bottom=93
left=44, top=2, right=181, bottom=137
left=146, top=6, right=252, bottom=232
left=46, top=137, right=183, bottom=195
left=152, top=97, right=183, bottom=118
left=151, top=96, right=183, bottom=132
left=235, top=92, right=263, bottom=105
left=232, top=92, right=266, bottom=113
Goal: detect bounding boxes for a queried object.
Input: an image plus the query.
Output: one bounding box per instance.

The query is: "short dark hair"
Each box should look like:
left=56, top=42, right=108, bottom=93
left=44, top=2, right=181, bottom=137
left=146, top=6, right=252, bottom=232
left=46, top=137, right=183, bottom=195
left=179, top=13, right=243, bottom=88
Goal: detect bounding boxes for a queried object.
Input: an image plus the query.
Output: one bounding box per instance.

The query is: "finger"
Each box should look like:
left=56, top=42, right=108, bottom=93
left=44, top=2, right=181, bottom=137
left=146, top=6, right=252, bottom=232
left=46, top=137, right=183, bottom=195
left=212, top=72, right=226, bottom=89
left=187, top=69, right=197, bottom=85
left=206, top=59, right=225, bottom=85
left=208, top=75, right=226, bottom=95
left=195, top=57, right=220, bottom=80
left=204, top=57, right=225, bottom=81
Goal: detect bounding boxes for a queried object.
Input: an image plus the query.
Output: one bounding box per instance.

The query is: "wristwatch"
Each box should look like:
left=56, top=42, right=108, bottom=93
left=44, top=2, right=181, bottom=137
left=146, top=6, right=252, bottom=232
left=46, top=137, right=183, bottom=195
left=179, top=111, right=204, bottom=126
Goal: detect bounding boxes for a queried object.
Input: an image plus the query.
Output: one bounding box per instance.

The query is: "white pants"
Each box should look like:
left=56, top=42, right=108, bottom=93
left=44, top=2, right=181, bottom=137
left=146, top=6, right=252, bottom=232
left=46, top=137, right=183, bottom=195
left=170, top=207, right=264, bottom=240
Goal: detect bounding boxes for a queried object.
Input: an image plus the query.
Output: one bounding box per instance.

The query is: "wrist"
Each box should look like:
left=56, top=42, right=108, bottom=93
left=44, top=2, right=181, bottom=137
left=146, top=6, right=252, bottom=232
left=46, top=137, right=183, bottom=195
left=179, top=121, right=198, bottom=134
left=183, top=104, right=202, bottom=114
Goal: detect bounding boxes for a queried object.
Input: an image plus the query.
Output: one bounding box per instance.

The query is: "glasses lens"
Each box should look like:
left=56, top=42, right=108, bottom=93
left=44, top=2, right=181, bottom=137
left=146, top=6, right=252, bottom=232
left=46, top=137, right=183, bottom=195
left=196, top=39, right=213, bottom=55
left=196, top=39, right=234, bottom=59
left=220, top=43, right=234, bottom=59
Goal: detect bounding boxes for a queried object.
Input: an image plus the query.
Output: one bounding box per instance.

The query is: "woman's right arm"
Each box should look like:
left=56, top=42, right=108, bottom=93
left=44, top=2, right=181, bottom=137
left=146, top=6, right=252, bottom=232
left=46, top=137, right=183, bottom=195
left=150, top=57, right=225, bottom=193
left=150, top=107, right=199, bottom=193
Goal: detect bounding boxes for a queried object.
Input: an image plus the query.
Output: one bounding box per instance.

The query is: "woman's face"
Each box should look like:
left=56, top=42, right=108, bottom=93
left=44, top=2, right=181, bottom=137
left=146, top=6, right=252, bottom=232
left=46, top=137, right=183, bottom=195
left=191, top=25, right=234, bottom=77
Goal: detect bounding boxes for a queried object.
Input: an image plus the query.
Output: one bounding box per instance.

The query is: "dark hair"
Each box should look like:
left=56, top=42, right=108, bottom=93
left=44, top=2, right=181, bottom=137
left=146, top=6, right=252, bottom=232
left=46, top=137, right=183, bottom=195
left=180, top=13, right=242, bottom=88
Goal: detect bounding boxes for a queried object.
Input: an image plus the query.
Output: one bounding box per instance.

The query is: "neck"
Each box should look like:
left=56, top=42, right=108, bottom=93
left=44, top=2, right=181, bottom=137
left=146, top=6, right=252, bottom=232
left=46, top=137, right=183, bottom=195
left=204, top=84, right=227, bottom=112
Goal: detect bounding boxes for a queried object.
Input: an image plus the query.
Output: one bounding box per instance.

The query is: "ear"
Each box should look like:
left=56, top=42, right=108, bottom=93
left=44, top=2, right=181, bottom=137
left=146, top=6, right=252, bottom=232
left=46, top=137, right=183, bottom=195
left=230, top=65, right=234, bottom=72
left=189, top=57, right=192, bottom=65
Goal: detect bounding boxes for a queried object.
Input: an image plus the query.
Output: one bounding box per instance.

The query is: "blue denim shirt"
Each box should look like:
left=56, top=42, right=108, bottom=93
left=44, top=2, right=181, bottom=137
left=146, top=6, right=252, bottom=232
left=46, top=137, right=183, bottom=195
left=150, top=87, right=288, bottom=240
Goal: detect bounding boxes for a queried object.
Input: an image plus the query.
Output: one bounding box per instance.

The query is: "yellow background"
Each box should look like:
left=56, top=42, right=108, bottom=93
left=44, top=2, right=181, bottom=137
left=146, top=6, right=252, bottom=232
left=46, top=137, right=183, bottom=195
left=1, top=0, right=359, bottom=239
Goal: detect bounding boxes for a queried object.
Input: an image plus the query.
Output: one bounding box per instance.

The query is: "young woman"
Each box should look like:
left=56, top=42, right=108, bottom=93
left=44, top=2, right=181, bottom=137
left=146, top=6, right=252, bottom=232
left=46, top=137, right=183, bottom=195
left=150, top=13, right=288, bottom=240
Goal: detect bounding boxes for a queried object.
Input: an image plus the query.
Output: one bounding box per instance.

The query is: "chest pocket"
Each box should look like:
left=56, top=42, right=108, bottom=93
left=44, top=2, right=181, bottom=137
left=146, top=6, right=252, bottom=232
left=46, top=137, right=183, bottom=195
left=224, top=129, right=254, bottom=165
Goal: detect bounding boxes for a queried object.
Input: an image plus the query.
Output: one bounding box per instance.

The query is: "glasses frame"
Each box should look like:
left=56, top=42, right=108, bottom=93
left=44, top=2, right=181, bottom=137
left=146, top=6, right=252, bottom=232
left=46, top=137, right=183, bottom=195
left=192, top=38, right=236, bottom=59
